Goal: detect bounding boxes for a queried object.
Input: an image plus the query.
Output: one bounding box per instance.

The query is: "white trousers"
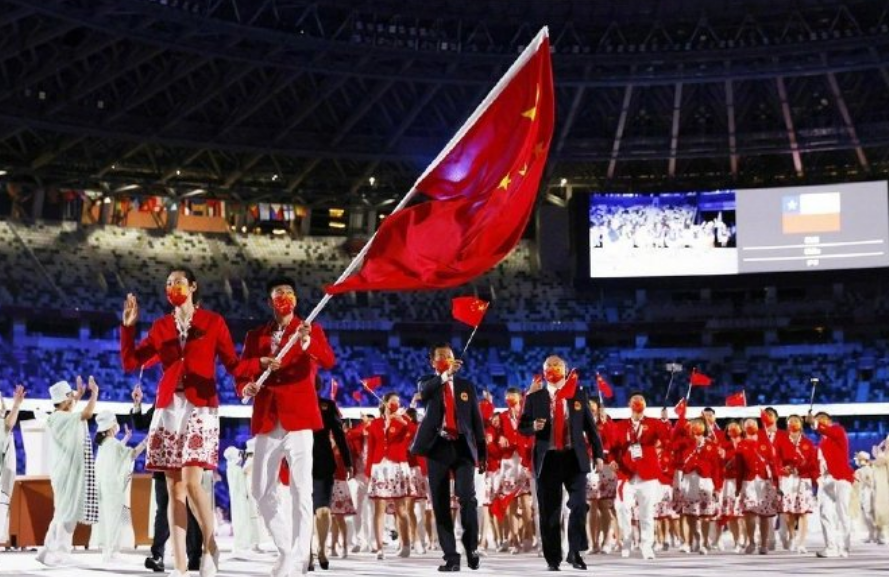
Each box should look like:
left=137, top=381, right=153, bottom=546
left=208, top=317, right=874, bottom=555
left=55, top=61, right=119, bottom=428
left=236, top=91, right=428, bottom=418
left=819, top=475, right=852, bottom=553
left=251, top=425, right=314, bottom=566
left=350, top=475, right=372, bottom=547
left=615, top=477, right=658, bottom=552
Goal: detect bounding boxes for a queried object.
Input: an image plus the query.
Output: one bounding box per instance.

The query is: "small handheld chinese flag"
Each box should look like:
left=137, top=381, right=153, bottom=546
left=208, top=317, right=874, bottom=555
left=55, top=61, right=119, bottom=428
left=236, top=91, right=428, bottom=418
left=726, top=390, right=746, bottom=407
left=362, top=376, right=382, bottom=392
left=452, top=296, right=490, bottom=328
left=690, top=369, right=712, bottom=387
left=351, top=389, right=363, bottom=403
left=596, top=373, right=614, bottom=399
left=674, top=398, right=688, bottom=418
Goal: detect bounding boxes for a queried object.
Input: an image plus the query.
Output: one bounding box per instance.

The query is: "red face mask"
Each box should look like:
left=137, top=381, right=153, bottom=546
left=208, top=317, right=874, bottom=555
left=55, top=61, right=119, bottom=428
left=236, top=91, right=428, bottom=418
left=433, top=359, right=452, bottom=374
left=387, top=401, right=399, bottom=413
left=544, top=368, right=565, bottom=384
left=166, top=285, right=189, bottom=307
left=788, top=421, right=802, bottom=433
left=691, top=424, right=706, bottom=436
left=727, top=427, right=741, bottom=439
left=505, top=397, right=520, bottom=408
left=761, top=413, right=776, bottom=427
left=272, top=294, right=296, bottom=316
left=744, top=425, right=758, bottom=436
left=630, top=399, right=646, bottom=413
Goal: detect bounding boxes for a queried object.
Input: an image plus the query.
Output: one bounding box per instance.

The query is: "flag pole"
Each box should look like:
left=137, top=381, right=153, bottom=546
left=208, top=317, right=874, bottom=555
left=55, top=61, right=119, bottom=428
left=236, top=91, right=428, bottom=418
left=459, top=324, right=481, bottom=359
left=243, top=28, right=552, bottom=403
left=808, top=377, right=819, bottom=413
left=662, top=367, right=677, bottom=409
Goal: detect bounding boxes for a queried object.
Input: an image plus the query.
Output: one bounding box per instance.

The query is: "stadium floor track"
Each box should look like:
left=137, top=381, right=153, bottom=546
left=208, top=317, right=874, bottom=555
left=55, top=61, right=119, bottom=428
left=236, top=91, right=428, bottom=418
left=1, top=537, right=886, bottom=576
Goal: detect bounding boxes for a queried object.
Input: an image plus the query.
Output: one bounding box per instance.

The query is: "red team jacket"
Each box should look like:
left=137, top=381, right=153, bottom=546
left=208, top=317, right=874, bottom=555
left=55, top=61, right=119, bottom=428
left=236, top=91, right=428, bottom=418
left=812, top=421, right=854, bottom=483
left=365, top=415, right=412, bottom=476
left=611, top=417, right=669, bottom=482
left=775, top=434, right=819, bottom=482
left=120, top=309, right=244, bottom=409
left=236, top=319, right=336, bottom=434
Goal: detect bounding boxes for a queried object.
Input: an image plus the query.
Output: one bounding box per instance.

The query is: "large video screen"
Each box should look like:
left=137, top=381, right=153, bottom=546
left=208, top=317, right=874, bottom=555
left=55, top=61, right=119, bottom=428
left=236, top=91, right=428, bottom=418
left=587, top=181, right=889, bottom=278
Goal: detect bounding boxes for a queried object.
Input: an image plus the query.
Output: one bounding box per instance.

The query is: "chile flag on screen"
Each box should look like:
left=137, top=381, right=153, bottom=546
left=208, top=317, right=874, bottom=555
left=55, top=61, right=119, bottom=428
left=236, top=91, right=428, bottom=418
left=782, top=192, right=841, bottom=235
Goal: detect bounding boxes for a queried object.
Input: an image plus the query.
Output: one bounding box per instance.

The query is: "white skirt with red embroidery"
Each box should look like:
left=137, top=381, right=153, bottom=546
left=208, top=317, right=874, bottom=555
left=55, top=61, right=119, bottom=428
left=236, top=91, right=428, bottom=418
left=146, top=392, right=219, bottom=471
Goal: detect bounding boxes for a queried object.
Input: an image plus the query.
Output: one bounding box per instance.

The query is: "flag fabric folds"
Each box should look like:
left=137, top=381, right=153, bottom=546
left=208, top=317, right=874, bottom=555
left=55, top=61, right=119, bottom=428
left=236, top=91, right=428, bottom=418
left=595, top=373, right=614, bottom=399
left=690, top=369, right=713, bottom=387
left=326, top=28, right=554, bottom=295
left=362, top=376, right=383, bottom=392
left=726, top=390, right=746, bottom=407
left=452, top=296, right=490, bottom=328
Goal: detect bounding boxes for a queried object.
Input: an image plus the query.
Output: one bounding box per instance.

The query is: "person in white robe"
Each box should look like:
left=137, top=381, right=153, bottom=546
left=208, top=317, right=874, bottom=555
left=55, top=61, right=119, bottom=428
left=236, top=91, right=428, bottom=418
left=225, top=445, right=263, bottom=557
left=0, top=384, right=25, bottom=545
left=92, top=411, right=147, bottom=561
left=36, top=376, right=99, bottom=567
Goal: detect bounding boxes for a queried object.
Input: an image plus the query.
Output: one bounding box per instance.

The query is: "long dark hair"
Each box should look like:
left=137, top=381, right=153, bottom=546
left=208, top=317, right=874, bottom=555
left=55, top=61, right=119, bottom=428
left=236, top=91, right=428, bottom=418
left=169, top=266, right=200, bottom=302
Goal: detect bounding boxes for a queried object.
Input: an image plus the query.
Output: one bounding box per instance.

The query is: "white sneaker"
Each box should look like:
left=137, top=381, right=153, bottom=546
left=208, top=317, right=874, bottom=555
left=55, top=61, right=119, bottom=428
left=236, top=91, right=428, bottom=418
left=620, top=549, right=630, bottom=559
left=351, top=544, right=361, bottom=553
left=839, top=549, right=849, bottom=558
left=414, top=543, right=426, bottom=555
left=641, top=546, right=655, bottom=560
left=167, top=571, right=190, bottom=577
left=797, top=546, right=808, bottom=554
left=679, top=544, right=690, bottom=554
left=398, top=545, right=411, bottom=558
left=699, top=546, right=709, bottom=555
left=816, top=548, right=840, bottom=558
left=498, top=542, right=509, bottom=553
left=509, top=546, right=520, bottom=555
left=376, top=550, right=385, bottom=560
left=199, top=551, right=218, bottom=577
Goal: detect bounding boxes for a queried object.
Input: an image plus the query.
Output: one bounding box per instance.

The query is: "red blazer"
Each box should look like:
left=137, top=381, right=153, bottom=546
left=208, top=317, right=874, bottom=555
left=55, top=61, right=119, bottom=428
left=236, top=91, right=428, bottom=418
left=236, top=319, right=335, bottom=435
left=721, top=441, right=741, bottom=484
left=485, top=425, right=503, bottom=472
left=499, top=409, right=533, bottom=468
left=680, top=439, right=723, bottom=490
left=611, top=417, right=668, bottom=481
left=757, top=428, right=786, bottom=477
left=657, top=451, right=675, bottom=485
left=775, top=434, right=818, bottom=482
left=120, top=309, right=242, bottom=409
left=735, top=438, right=780, bottom=485
left=346, top=424, right=368, bottom=476
left=813, top=422, right=854, bottom=483
left=597, top=418, right=617, bottom=464
left=364, top=416, right=411, bottom=477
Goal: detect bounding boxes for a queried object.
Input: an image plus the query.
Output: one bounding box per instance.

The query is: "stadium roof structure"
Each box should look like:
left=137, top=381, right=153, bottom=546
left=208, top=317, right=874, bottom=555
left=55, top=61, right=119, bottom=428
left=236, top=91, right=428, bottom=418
left=1, top=0, right=889, bottom=208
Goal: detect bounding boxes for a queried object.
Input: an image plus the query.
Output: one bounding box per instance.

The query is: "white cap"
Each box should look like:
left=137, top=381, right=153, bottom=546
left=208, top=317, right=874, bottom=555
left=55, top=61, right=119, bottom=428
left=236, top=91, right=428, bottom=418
left=49, top=381, right=72, bottom=404
left=856, top=451, right=871, bottom=463
left=223, top=446, right=240, bottom=462
left=95, top=411, right=117, bottom=433
left=245, top=438, right=256, bottom=453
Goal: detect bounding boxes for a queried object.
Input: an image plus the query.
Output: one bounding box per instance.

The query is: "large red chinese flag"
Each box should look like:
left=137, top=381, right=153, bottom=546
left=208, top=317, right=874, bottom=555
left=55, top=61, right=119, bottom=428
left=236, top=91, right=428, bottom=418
left=452, top=296, right=490, bottom=328
left=326, top=28, right=554, bottom=294
left=725, top=390, right=746, bottom=407
left=362, top=376, right=382, bottom=392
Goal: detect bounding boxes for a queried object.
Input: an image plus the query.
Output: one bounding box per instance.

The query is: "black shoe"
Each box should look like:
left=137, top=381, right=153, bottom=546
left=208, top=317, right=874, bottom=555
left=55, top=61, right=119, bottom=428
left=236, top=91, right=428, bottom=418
left=144, top=556, right=165, bottom=573
left=547, top=565, right=561, bottom=571
left=318, top=554, right=329, bottom=570
left=188, top=558, right=201, bottom=572
left=567, top=551, right=587, bottom=570
left=438, top=561, right=461, bottom=572
left=467, top=552, right=480, bottom=570
left=308, top=563, right=315, bottom=572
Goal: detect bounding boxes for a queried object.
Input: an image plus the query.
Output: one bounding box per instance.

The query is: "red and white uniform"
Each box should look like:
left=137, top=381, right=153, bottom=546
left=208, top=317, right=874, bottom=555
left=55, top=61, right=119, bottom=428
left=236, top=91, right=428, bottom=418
left=407, top=421, right=429, bottom=501
left=366, top=415, right=412, bottom=500
left=587, top=417, right=618, bottom=501
left=735, top=437, right=781, bottom=517
left=611, top=416, right=669, bottom=555
left=121, top=309, right=245, bottom=471
left=498, top=408, right=532, bottom=498
left=483, top=424, right=503, bottom=506
left=775, top=432, right=817, bottom=515
left=720, top=440, right=743, bottom=519
left=813, top=420, right=854, bottom=554
left=235, top=316, right=336, bottom=569
left=678, top=437, right=722, bottom=517
left=331, top=444, right=356, bottom=516
left=655, top=450, right=678, bottom=520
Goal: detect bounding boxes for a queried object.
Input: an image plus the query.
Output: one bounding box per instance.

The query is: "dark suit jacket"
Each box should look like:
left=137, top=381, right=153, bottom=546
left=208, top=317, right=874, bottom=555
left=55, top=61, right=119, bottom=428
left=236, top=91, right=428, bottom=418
left=518, top=386, right=604, bottom=477
left=130, top=405, right=154, bottom=431
left=313, top=396, right=352, bottom=479
left=409, top=374, right=486, bottom=465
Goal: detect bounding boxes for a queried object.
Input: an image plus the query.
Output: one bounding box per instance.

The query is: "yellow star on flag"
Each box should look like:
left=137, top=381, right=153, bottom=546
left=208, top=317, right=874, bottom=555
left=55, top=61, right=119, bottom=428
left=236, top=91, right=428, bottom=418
left=521, top=85, right=541, bottom=121
left=498, top=174, right=512, bottom=190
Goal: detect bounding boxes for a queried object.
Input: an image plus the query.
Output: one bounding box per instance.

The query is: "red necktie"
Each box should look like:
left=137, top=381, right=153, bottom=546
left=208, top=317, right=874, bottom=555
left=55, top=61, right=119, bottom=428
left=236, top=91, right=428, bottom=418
left=443, top=381, right=458, bottom=437
left=552, top=372, right=578, bottom=450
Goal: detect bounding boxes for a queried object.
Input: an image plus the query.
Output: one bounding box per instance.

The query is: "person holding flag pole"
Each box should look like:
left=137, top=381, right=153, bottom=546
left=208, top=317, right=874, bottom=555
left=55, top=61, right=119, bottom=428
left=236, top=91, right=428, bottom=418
left=236, top=276, right=336, bottom=577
